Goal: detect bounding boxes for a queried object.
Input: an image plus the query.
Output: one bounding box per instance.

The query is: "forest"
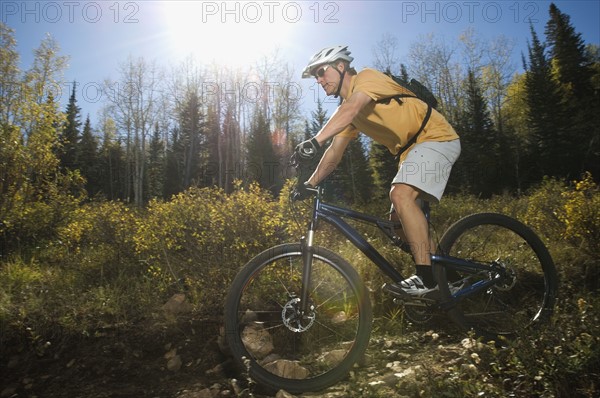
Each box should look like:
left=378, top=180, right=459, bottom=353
left=1, top=5, right=598, bottom=220
left=0, top=3, right=599, bottom=397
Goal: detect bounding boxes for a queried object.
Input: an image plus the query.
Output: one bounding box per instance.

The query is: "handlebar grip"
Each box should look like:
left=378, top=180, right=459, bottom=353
left=291, top=181, right=317, bottom=201
left=296, top=137, right=321, bottom=160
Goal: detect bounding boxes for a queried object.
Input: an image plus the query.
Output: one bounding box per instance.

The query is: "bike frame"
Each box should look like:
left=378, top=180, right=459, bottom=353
left=299, top=186, right=502, bottom=311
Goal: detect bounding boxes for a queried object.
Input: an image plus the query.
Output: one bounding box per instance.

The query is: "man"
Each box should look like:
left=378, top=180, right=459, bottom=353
left=294, top=45, right=461, bottom=296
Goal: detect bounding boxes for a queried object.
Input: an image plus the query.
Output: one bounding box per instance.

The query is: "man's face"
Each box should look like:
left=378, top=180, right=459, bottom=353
left=313, top=64, right=338, bottom=96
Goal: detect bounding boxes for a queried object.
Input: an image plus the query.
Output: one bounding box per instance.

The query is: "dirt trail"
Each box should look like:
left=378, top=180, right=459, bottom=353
left=1, top=315, right=474, bottom=398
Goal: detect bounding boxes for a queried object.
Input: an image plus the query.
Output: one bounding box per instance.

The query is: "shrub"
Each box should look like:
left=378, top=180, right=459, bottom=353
left=523, top=174, right=600, bottom=290
left=134, top=182, right=284, bottom=313
left=559, top=173, right=600, bottom=255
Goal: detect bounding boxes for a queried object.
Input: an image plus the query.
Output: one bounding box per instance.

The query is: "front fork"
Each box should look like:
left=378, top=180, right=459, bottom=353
left=299, top=189, right=320, bottom=314
left=300, top=230, right=315, bottom=314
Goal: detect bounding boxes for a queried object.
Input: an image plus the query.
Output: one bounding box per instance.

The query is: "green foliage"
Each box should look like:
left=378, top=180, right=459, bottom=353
left=559, top=173, right=600, bottom=253
left=136, top=181, right=282, bottom=263
left=522, top=173, right=600, bottom=290
left=277, top=178, right=311, bottom=238
left=55, top=200, right=139, bottom=259
left=0, top=120, right=86, bottom=255
left=134, top=181, right=283, bottom=311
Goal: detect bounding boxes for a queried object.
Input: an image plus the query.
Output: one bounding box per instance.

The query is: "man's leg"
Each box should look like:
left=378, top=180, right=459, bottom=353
left=390, top=183, right=430, bottom=265
left=389, top=183, right=435, bottom=289
left=389, top=203, right=436, bottom=262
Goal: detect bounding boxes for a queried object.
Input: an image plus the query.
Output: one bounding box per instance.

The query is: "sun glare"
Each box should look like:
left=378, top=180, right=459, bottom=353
left=162, top=1, right=295, bottom=68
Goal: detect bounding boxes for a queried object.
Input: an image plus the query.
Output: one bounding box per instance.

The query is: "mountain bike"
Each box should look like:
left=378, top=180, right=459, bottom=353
left=223, top=163, right=558, bottom=394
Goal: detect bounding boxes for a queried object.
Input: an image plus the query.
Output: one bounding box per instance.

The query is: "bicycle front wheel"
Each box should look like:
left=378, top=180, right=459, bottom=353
left=224, top=243, right=372, bottom=394
left=434, top=213, right=558, bottom=339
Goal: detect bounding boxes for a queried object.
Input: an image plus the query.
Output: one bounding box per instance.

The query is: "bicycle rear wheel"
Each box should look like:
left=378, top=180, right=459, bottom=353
left=224, top=243, right=372, bottom=393
left=434, top=213, right=558, bottom=339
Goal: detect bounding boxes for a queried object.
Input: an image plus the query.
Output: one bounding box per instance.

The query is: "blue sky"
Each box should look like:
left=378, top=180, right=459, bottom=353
left=2, top=1, right=599, bottom=123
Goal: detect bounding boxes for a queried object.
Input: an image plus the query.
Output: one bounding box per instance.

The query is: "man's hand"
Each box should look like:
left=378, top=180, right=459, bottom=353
left=294, top=137, right=321, bottom=161
left=291, top=181, right=315, bottom=201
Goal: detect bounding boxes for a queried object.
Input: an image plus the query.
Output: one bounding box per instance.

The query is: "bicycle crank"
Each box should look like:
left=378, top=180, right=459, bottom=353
left=405, top=305, right=434, bottom=324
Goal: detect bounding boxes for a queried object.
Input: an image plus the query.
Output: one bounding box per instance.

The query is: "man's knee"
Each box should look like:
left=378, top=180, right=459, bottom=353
left=389, top=184, right=419, bottom=208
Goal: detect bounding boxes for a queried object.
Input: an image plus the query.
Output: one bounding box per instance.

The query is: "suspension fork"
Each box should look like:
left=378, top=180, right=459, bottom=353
left=299, top=192, right=320, bottom=314
left=300, top=232, right=314, bottom=313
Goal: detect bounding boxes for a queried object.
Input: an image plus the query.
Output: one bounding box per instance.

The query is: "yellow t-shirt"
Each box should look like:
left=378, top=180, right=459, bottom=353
left=339, top=68, right=459, bottom=160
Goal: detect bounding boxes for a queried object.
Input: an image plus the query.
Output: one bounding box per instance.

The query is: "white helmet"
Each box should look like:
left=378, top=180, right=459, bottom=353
left=302, top=45, right=354, bottom=78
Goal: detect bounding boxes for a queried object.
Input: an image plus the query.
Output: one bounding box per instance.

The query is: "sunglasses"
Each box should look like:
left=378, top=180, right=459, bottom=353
left=313, top=65, right=331, bottom=78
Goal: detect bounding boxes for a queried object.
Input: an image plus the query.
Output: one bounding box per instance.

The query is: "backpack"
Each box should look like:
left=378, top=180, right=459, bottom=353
left=376, top=72, right=439, bottom=157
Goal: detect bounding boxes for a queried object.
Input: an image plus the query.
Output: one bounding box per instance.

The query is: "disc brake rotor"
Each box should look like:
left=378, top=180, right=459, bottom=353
left=492, top=261, right=517, bottom=291
left=282, top=297, right=316, bottom=332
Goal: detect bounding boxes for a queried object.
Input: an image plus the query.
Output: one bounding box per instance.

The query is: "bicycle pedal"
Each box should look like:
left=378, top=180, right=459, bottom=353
left=396, top=298, right=429, bottom=307
left=382, top=282, right=412, bottom=299
left=410, top=294, right=439, bottom=305
left=383, top=283, right=441, bottom=305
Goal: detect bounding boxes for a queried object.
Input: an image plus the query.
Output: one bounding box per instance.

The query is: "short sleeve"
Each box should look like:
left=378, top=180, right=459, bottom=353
left=338, top=124, right=359, bottom=139
left=352, top=69, right=412, bottom=102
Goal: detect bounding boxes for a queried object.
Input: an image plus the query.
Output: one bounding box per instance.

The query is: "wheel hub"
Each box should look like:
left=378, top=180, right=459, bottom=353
left=282, top=297, right=316, bottom=332
left=492, top=260, right=517, bottom=291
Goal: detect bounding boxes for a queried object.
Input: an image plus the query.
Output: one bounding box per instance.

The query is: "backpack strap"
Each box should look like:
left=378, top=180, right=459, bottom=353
left=376, top=94, right=433, bottom=161
left=395, top=103, right=432, bottom=160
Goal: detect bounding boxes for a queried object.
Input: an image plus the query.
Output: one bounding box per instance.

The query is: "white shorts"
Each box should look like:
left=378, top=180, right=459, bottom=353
left=392, top=139, right=461, bottom=203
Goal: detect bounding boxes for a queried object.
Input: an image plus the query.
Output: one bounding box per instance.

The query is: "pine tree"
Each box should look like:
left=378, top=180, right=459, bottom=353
left=164, top=127, right=183, bottom=198
left=221, top=105, right=242, bottom=193
left=453, top=69, right=502, bottom=196
left=77, top=115, right=99, bottom=196
left=295, top=100, right=329, bottom=186
left=368, top=141, right=397, bottom=199
left=523, top=23, right=569, bottom=180
left=310, top=100, right=329, bottom=136
left=399, top=63, right=409, bottom=81
left=545, top=3, right=599, bottom=178
left=178, top=91, right=204, bottom=189
left=60, top=82, right=81, bottom=170
left=98, top=116, right=124, bottom=200
left=202, top=104, right=221, bottom=187
left=545, top=3, right=593, bottom=98
left=246, top=108, right=279, bottom=194
left=147, top=122, right=165, bottom=199
left=328, top=137, right=374, bottom=204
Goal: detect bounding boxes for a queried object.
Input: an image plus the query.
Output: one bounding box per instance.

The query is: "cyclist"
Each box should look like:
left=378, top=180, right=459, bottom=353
left=294, top=45, right=461, bottom=296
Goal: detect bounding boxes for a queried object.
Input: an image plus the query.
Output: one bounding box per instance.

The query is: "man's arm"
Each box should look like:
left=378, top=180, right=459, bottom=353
left=313, top=91, right=372, bottom=146
left=302, top=91, right=373, bottom=186
left=307, top=135, right=353, bottom=186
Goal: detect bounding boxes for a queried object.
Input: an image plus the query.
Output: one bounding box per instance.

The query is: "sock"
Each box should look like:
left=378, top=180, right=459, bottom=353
left=416, top=264, right=436, bottom=288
